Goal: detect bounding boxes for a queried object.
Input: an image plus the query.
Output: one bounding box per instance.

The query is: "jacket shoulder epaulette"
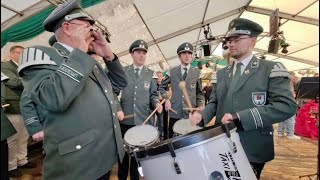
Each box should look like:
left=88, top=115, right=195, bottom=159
left=18, top=45, right=57, bottom=73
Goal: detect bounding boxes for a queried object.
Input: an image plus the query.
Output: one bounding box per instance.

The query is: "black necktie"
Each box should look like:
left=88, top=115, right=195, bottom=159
left=223, top=62, right=242, bottom=113
left=229, top=62, right=242, bottom=92
left=234, top=62, right=242, bottom=77
left=135, top=68, right=140, bottom=79
left=183, top=68, right=188, bottom=80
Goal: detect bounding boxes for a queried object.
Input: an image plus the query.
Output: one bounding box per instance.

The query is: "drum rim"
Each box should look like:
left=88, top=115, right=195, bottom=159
left=124, top=124, right=159, bottom=147
left=173, top=119, right=201, bottom=135
left=135, top=123, right=236, bottom=159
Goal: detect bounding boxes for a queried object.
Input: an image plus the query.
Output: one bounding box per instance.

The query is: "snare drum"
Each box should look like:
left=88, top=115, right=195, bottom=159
left=173, top=119, right=201, bottom=136
left=124, top=125, right=159, bottom=153
left=135, top=123, right=257, bottom=180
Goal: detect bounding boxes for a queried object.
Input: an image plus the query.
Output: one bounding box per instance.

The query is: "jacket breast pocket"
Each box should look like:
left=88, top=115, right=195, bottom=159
left=58, top=129, right=96, bottom=156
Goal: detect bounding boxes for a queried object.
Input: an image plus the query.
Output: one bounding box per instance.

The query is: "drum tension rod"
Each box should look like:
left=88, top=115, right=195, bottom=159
left=168, top=141, right=182, bottom=174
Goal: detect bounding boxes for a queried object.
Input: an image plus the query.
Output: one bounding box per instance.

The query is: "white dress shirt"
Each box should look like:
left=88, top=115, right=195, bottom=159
left=233, top=54, right=253, bottom=75
left=133, top=65, right=143, bottom=76
left=181, top=64, right=191, bottom=76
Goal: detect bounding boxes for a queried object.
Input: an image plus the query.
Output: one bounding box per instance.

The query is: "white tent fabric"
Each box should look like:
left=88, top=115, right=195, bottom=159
left=1, top=0, right=319, bottom=74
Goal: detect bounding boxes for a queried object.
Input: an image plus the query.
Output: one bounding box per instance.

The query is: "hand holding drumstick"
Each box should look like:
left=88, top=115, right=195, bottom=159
left=179, top=81, right=194, bottom=113
left=143, top=99, right=166, bottom=125
left=1, top=104, right=10, bottom=108
left=178, top=81, right=203, bottom=126
left=117, top=112, right=135, bottom=121
left=169, top=108, right=177, bottom=114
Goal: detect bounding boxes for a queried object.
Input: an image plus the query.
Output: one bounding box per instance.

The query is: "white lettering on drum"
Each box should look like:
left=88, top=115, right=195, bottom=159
left=219, top=152, right=242, bottom=179
left=219, top=153, right=231, bottom=170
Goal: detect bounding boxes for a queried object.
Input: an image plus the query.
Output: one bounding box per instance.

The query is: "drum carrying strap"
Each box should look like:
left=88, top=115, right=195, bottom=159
left=133, top=149, right=144, bottom=177
left=223, top=124, right=237, bottom=154
left=168, top=141, right=182, bottom=174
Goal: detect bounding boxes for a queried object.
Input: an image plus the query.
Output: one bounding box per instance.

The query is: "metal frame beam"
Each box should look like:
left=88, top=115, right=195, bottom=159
left=163, top=46, right=318, bottom=71
left=45, top=0, right=59, bottom=6
left=285, top=43, right=318, bottom=57
left=245, top=6, right=319, bottom=26
left=165, top=43, right=319, bottom=70
left=194, top=0, right=210, bottom=54
left=253, top=48, right=318, bottom=66
left=210, top=0, right=252, bottom=54
left=116, top=6, right=245, bottom=57
left=1, top=3, right=24, bottom=16
left=1, top=1, right=52, bottom=32
left=133, top=3, right=166, bottom=68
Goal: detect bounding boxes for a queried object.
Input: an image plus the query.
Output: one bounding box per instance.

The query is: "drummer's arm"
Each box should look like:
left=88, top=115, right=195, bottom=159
left=113, top=88, right=122, bottom=112
left=196, top=77, right=205, bottom=108
left=159, top=74, right=171, bottom=100
left=201, top=83, right=218, bottom=125
left=149, top=79, right=160, bottom=108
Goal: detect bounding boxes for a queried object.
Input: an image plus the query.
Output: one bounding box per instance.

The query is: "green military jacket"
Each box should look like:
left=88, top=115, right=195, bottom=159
left=18, top=43, right=127, bottom=180
left=202, top=56, right=297, bottom=163
left=1, top=72, right=16, bottom=141
left=160, top=65, right=204, bottom=119
left=20, top=90, right=45, bottom=136
left=1, top=60, right=24, bottom=114
left=118, top=65, right=159, bottom=125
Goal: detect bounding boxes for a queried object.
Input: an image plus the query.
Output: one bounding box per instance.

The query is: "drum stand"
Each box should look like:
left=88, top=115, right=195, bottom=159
left=299, top=98, right=319, bottom=180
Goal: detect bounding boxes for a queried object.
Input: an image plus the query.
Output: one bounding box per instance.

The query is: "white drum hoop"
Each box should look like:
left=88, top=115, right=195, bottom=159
left=124, top=124, right=159, bottom=148
left=173, top=119, right=201, bottom=136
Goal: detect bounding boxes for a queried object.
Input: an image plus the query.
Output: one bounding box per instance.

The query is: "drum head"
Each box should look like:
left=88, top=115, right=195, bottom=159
left=124, top=125, right=159, bottom=147
left=173, top=119, right=201, bottom=135
left=136, top=123, right=237, bottom=159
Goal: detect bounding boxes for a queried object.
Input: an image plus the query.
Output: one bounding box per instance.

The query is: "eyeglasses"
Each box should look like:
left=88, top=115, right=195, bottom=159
left=66, top=22, right=91, bottom=28
left=226, top=37, right=251, bottom=44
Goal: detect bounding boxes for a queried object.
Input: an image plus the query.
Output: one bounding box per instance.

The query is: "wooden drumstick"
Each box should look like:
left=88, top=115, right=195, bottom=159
left=205, top=116, right=216, bottom=127
left=183, top=107, right=199, bottom=111
left=169, top=108, right=177, bottom=114
left=179, top=81, right=194, bottom=113
left=154, top=114, right=157, bottom=126
left=1, top=104, right=10, bottom=108
left=123, top=114, right=134, bottom=120
left=143, top=99, right=166, bottom=125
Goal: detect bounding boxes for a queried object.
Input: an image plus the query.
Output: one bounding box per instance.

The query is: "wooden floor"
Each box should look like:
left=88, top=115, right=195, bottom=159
left=12, top=125, right=318, bottom=180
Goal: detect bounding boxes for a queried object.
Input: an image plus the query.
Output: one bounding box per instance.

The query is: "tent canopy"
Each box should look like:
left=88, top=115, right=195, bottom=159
left=1, top=0, right=319, bottom=74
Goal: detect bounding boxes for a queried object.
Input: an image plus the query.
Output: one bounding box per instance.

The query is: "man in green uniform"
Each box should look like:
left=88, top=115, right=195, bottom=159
left=18, top=0, right=127, bottom=179
left=116, top=39, right=162, bottom=180
left=1, top=45, right=36, bottom=177
left=1, top=72, right=17, bottom=180
left=154, top=71, right=165, bottom=139
left=19, top=36, right=57, bottom=143
left=190, top=18, right=297, bottom=179
left=48, top=35, right=56, bottom=47
left=159, top=42, right=204, bottom=138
